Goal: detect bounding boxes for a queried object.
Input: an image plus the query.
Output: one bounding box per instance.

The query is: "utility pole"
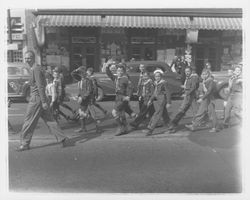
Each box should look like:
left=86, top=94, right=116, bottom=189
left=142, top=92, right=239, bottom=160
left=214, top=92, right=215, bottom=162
left=7, top=9, right=13, bottom=62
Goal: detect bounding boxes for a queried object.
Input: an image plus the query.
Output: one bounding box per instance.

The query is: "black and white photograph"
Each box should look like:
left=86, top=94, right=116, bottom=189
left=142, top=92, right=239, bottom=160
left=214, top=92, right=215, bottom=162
left=1, top=0, right=250, bottom=199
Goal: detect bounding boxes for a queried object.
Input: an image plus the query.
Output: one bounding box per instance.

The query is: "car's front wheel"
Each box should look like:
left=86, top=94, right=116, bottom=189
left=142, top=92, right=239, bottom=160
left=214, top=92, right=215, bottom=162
left=96, top=86, right=104, bottom=102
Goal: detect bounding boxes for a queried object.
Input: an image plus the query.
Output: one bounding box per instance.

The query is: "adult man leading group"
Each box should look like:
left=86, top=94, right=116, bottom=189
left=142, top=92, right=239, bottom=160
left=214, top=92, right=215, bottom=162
left=17, top=50, right=70, bottom=151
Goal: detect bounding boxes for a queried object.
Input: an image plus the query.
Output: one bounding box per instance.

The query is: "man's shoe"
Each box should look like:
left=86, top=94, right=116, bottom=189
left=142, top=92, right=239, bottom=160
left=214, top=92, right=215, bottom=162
left=16, top=144, right=30, bottom=152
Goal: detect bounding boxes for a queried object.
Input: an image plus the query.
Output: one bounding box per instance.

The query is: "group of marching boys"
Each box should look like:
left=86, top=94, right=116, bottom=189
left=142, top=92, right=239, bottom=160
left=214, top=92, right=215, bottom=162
left=47, top=59, right=242, bottom=136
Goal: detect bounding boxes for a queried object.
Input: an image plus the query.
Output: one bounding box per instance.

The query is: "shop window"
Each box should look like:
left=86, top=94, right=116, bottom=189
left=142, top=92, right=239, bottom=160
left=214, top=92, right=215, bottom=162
left=7, top=50, right=23, bottom=63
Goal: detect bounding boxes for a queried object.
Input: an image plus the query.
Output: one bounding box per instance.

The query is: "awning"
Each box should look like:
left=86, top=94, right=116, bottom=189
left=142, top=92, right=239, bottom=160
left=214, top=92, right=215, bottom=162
left=36, top=15, right=102, bottom=27
left=36, top=15, right=242, bottom=30
left=192, top=17, right=242, bottom=30
left=104, top=16, right=191, bottom=29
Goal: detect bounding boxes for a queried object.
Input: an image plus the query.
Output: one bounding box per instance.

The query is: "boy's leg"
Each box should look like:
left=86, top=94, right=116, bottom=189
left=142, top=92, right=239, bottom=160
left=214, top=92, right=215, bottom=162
left=223, top=96, right=234, bottom=127
left=41, top=106, right=68, bottom=142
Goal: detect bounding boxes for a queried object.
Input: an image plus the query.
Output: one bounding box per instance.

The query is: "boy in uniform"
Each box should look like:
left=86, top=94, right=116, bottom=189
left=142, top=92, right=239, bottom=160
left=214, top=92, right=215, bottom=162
left=166, top=67, right=200, bottom=133
left=223, top=65, right=242, bottom=128
left=106, top=61, right=133, bottom=136
left=86, top=67, right=108, bottom=116
left=130, top=71, right=155, bottom=129
left=185, top=69, right=218, bottom=132
left=71, top=66, right=100, bottom=133
left=144, top=69, right=171, bottom=136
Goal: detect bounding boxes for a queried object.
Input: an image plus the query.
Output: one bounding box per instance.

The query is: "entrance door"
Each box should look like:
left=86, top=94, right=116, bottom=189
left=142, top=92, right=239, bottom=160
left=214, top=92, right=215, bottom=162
left=194, top=45, right=220, bottom=75
left=130, top=45, right=155, bottom=61
left=71, top=44, right=97, bottom=71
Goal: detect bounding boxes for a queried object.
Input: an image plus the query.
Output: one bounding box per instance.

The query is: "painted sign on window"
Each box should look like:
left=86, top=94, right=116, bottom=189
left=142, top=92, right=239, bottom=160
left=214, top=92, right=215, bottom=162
left=72, top=37, right=96, bottom=44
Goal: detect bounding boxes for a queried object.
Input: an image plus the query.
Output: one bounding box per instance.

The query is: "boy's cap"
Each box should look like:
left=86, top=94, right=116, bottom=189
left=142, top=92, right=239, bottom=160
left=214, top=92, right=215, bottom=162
left=153, top=69, right=164, bottom=75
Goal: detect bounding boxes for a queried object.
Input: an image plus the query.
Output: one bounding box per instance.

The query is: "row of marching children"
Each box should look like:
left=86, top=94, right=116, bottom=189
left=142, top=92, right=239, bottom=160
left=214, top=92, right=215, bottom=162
left=69, top=60, right=242, bottom=136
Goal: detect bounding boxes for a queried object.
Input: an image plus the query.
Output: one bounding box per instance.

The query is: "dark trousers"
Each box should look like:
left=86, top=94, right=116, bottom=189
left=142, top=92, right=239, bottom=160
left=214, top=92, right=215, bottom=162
left=20, top=95, right=66, bottom=146
left=193, top=98, right=218, bottom=128
left=171, top=94, right=196, bottom=126
left=223, top=93, right=242, bottom=125
left=147, top=95, right=170, bottom=130
left=131, top=97, right=155, bottom=127
left=113, top=95, right=128, bottom=133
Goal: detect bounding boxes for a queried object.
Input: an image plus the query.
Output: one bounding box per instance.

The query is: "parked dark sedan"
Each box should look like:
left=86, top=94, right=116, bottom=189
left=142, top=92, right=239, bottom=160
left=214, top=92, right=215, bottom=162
left=68, top=61, right=184, bottom=101
left=8, top=63, right=31, bottom=102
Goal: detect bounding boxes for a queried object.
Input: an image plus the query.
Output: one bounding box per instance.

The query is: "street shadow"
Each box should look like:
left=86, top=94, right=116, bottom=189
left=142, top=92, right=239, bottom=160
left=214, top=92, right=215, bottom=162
left=187, top=124, right=241, bottom=149
left=29, top=131, right=102, bottom=150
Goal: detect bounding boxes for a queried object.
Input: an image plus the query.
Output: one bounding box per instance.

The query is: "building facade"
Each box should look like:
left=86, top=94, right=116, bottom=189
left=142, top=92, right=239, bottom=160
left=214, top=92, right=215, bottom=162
left=28, top=9, right=242, bottom=73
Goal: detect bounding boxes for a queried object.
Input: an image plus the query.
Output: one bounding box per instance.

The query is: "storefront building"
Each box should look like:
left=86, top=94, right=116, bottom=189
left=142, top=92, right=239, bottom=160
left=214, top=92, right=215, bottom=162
left=31, top=9, right=242, bottom=73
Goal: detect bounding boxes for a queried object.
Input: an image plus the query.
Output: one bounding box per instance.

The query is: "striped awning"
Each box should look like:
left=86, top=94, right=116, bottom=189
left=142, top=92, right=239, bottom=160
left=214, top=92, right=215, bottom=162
left=36, top=15, right=102, bottom=27
left=192, top=17, right=242, bottom=30
left=36, top=15, right=242, bottom=30
left=104, top=16, right=190, bottom=29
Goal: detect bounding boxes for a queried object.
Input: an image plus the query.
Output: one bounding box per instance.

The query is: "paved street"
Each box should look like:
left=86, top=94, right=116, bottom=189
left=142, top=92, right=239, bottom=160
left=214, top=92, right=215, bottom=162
left=8, top=99, right=242, bottom=193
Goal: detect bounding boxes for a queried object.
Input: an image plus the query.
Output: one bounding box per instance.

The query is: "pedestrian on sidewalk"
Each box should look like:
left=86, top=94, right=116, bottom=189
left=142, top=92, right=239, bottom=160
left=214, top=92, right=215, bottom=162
left=106, top=61, right=133, bottom=136
left=223, top=65, right=242, bottom=128
left=45, top=72, right=59, bottom=121
left=166, top=66, right=200, bottom=133
left=71, top=66, right=101, bottom=133
left=130, top=71, right=155, bottom=129
left=17, top=51, right=69, bottom=151
left=144, top=69, right=171, bottom=136
left=185, top=69, right=218, bottom=132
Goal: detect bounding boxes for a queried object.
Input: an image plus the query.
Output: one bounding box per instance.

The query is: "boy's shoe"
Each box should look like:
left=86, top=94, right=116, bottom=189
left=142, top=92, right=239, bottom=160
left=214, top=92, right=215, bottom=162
left=74, top=128, right=87, bottom=133
left=185, top=124, right=195, bottom=131
left=130, top=112, right=137, bottom=118
left=129, top=122, right=138, bottom=130
left=144, top=129, right=153, bottom=136
left=16, top=144, right=30, bottom=152
left=209, top=128, right=217, bottom=133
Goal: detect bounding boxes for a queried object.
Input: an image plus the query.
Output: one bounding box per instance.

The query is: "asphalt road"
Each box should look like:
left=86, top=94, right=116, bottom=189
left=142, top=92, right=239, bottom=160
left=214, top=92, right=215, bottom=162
left=8, top=99, right=242, bottom=193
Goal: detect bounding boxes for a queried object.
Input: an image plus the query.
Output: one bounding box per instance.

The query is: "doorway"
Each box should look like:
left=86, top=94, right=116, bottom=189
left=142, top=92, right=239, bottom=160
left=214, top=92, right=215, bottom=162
left=71, top=44, right=98, bottom=71
left=194, top=45, right=220, bottom=75
left=130, top=45, right=155, bottom=61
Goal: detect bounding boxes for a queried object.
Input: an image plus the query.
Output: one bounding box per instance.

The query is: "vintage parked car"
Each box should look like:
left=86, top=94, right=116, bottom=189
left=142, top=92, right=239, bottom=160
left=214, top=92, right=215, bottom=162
left=8, top=63, right=31, bottom=102
left=66, top=60, right=230, bottom=102
left=67, top=61, right=185, bottom=101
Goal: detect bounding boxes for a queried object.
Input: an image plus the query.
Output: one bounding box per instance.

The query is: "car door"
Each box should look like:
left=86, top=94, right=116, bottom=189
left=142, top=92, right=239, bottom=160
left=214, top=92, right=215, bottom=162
left=8, top=66, right=23, bottom=96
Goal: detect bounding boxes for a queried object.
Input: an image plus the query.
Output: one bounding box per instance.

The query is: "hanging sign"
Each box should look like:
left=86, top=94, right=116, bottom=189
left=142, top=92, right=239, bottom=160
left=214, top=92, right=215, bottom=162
left=186, top=29, right=198, bottom=43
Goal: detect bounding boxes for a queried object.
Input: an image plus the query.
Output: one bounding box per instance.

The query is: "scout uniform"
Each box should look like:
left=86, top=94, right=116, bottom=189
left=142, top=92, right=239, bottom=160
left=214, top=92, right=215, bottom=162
left=106, top=64, right=132, bottom=135
left=146, top=78, right=171, bottom=134
left=19, top=64, right=67, bottom=149
left=186, top=76, right=218, bottom=131
left=71, top=67, right=99, bottom=132
left=130, top=77, right=155, bottom=128
left=168, top=72, right=199, bottom=132
left=223, top=74, right=242, bottom=127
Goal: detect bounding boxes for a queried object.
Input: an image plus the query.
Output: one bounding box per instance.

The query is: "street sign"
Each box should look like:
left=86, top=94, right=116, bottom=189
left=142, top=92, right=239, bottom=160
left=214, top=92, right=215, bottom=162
left=12, top=33, right=23, bottom=40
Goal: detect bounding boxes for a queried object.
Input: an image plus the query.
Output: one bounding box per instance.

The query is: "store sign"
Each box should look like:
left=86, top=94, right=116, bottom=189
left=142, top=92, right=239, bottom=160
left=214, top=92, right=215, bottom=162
left=72, top=37, right=96, bottom=44
left=186, top=29, right=198, bottom=43
left=158, top=29, right=185, bottom=36
left=12, top=33, right=24, bottom=40
left=131, top=37, right=155, bottom=44
left=101, top=27, right=125, bottom=34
